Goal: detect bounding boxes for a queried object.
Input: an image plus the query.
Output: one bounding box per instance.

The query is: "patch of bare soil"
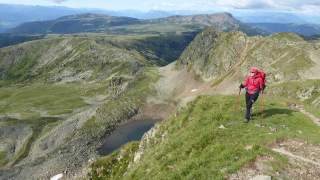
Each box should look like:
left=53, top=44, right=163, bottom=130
left=228, top=156, right=274, bottom=180
left=229, top=139, right=320, bottom=180
left=137, top=102, right=177, bottom=121
left=154, top=62, right=216, bottom=107
left=272, top=139, right=320, bottom=179
left=289, top=104, right=320, bottom=126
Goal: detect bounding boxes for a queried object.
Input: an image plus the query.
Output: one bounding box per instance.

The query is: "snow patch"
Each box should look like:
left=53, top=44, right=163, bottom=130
left=50, top=173, right=63, bottom=180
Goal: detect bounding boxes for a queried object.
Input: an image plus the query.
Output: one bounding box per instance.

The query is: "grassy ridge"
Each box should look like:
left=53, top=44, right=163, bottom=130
left=125, top=96, right=320, bottom=179
left=177, top=28, right=318, bottom=83
left=91, top=95, right=320, bottom=179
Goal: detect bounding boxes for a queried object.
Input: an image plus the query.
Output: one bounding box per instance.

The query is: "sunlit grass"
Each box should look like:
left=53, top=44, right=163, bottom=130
left=115, top=95, right=320, bottom=179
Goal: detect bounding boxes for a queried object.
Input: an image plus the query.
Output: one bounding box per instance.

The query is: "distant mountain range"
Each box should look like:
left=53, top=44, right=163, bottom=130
left=6, top=13, right=265, bottom=37
left=0, top=4, right=177, bottom=31
left=5, top=12, right=320, bottom=46
left=234, top=11, right=308, bottom=24
left=0, top=4, right=92, bottom=30
left=1, top=3, right=320, bottom=31
left=8, top=13, right=140, bottom=34
left=9, top=12, right=320, bottom=38
left=249, top=23, right=320, bottom=37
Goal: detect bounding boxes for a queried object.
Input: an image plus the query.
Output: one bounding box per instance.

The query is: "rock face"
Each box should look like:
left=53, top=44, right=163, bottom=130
left=131, top=124, right=162, bottom=164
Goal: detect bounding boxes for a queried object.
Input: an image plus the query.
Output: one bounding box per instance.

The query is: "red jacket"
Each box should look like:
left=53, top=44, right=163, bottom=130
left=242, top=75, right=263, bottom=94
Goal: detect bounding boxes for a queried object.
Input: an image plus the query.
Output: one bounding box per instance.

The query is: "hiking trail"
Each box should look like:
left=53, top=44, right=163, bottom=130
left=290, top=104, right=320, bottom=126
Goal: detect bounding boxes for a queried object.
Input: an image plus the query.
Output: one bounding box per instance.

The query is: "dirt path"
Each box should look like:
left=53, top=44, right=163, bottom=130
left=272, top=148, right=320, bottom=167
left=271, top=139, right=320, bottom=179
left=289, top=104, right=320, bottom=126
left=230, top=139, right=320, bottom=179
left=297, top=106, right=320, bottom=126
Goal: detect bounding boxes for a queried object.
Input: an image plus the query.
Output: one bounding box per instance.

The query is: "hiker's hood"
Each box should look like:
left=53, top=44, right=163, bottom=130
left=250, top=67, right=259, bottom=74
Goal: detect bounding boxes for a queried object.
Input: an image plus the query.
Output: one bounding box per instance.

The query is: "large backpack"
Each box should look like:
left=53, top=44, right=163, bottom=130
left=256, top=69, right=266, bottom=89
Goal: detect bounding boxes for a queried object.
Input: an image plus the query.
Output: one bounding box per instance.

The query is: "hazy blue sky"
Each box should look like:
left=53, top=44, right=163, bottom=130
left=0, top=0, right=319, bottom=14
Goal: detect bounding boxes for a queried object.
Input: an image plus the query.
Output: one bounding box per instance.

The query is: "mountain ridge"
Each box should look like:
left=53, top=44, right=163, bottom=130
left=249, top=23, right=320, bottom=37
left=177, top=27, right=320, bottom=86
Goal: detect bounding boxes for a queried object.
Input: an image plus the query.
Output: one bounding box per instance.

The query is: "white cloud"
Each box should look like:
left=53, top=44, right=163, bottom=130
left=142, top=0, right=320, bottom=14
left=298, top=4, right=320, bottom=14
left=1, top=0, right=319, bottom=15
left=213, top=0, right=320, bottom=15
left=46, top=0, right=67, bottom=3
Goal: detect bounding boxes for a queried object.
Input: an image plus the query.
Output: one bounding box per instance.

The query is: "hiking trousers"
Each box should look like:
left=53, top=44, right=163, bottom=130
left=245, top=92, right=260, bottom=120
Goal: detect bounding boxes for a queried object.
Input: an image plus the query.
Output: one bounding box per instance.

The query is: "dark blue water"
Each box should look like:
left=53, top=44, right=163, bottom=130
left=98, top=119, right=158, bottom=155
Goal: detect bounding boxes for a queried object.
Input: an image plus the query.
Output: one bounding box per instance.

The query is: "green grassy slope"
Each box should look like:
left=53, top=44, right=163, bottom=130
left=89, top=95, right=320, bottom=179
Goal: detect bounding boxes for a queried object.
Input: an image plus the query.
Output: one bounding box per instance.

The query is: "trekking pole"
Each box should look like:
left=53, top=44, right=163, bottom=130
left=234, top=88, right=241, bottom=113
left=237, top=88, right=241, bottom=112
left=260, top=91, right=264, bottom=117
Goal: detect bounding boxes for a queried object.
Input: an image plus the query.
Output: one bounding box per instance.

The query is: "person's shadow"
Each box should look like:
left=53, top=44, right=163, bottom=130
left=252, top=108, right=296, bottom=118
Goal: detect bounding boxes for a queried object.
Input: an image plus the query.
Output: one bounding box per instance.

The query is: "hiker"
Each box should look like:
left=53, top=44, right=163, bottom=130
left=239, top=67, right=266, bottom=122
